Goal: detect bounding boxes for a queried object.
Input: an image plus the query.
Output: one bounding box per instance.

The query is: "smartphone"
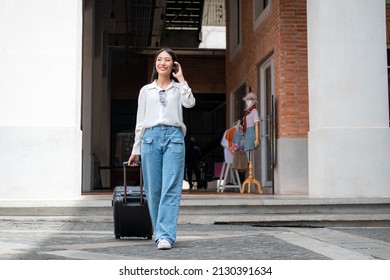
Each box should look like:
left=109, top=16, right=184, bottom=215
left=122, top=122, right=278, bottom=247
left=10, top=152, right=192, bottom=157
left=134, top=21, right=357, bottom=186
left=172, top=62, right=178, bottom=73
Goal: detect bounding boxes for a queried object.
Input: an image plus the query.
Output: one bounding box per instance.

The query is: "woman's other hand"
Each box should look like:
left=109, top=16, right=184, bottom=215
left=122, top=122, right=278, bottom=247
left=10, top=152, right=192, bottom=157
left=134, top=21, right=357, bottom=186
left=128, top=155, right=140, bottom=166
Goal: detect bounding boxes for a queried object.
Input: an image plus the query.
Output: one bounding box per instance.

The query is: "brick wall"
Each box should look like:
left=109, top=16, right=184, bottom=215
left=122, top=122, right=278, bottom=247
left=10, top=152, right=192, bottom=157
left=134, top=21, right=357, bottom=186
left=178, top=55, right=226, bottom=94
left=113, top=52, right=226, bottom=99
left=226, top=0, right=309, bottom=138
left=148, top=53, right=226, bottom=95
left=275, top=0, right=308, bottom=138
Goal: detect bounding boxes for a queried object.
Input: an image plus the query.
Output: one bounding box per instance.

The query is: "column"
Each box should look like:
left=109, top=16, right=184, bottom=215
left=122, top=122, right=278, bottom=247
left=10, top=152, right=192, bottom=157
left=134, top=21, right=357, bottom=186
left=0, top=0, right=83, bottom=200
left=307, top=0, right=390, bottom=197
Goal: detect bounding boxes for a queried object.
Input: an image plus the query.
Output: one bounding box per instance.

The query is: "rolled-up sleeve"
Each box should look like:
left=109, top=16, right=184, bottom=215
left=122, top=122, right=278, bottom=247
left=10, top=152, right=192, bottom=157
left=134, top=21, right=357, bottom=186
left=180, top=81, right=196, bottom=108
left=131, top=89, right=146, bottom=155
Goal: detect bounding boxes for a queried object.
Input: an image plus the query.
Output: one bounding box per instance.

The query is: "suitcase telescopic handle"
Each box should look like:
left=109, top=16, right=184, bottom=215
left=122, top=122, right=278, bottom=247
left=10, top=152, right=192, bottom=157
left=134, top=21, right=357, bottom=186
left=122, top=161, right=143, bottom=205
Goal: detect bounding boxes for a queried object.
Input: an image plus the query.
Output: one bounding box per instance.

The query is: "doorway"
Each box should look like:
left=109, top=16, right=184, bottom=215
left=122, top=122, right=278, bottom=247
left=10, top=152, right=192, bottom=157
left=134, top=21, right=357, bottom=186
left=81, top=0, right=226, bottom=193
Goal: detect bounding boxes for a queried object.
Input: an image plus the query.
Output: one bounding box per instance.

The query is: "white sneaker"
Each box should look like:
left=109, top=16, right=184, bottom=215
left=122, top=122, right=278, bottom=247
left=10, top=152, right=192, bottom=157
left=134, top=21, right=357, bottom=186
left=157, top=239, right=171, bottom=250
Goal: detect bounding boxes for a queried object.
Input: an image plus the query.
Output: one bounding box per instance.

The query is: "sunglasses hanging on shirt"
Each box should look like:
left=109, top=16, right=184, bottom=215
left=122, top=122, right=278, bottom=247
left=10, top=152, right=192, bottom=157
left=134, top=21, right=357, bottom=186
left=159, top=90, right=166, bottom=106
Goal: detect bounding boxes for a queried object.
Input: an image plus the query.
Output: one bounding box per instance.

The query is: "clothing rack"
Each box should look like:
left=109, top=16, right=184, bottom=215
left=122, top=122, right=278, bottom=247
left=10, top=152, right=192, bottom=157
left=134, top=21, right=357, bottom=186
left=217, top=162, right=241, bottom=192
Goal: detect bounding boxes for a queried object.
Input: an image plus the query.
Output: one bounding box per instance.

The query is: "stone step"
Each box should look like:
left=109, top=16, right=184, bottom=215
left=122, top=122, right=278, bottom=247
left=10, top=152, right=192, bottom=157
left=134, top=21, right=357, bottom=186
left=1, top=194, right=389, bottom=226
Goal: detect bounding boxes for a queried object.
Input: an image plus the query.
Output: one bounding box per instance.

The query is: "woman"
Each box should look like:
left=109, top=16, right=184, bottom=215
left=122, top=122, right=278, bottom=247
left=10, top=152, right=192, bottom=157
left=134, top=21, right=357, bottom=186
left=128, top=48, right=195, bottom=250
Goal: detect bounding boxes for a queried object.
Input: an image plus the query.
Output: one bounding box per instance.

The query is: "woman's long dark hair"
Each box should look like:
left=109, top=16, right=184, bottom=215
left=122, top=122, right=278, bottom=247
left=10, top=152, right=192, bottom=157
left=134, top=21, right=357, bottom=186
left=150, top=48, right=179, bottom=82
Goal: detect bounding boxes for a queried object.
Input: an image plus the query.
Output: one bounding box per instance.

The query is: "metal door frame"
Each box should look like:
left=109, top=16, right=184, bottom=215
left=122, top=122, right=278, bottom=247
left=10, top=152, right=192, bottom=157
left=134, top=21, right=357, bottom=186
left=255, top=56, right=275, bottom=192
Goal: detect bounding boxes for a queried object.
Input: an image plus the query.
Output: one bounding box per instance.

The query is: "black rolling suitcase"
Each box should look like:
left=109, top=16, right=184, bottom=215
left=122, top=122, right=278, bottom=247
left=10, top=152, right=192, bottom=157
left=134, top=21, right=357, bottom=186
left=112, top=161, right=153, bottom=239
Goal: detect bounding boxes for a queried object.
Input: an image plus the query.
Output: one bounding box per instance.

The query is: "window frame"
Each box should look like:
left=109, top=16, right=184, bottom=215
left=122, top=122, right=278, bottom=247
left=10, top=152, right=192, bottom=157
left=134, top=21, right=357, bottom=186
left=253, top=0, right=272, bottom=30
left=229, top=0, right=242, bottom=60
left=230, top=82, right=247, bottom=126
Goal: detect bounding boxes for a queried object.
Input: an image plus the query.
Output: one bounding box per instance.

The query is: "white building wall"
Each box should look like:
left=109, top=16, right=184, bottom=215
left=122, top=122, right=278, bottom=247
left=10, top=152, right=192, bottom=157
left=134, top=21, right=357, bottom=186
left=199, top=26, right=226, bottom=49
left=307, top=0, right=390, bottom=197
left=274, top=138, right=308, bottom=195
left=0, top=0, right=83, bottom=200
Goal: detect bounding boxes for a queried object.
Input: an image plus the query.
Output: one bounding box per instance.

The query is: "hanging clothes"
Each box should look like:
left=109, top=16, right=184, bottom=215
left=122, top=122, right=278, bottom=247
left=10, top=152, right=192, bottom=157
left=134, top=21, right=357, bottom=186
left=231, top=127, right=248, bottom=169
left=221, top=121, right=243, bottom=164
left=221, top=129, right=233, bottom=164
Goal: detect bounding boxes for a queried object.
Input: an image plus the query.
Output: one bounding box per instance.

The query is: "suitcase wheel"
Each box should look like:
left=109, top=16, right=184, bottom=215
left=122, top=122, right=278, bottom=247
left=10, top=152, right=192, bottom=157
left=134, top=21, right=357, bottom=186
left=146, top=235, right=152, bottom=240
left=115, top=235, right=121, bottom=239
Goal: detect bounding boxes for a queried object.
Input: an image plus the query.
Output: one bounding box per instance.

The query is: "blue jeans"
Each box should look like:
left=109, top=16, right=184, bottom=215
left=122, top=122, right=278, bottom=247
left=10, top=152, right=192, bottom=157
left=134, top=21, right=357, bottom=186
left=141, top=125, right=185, bottom=244
left=244, top=126, right=255, bottom=151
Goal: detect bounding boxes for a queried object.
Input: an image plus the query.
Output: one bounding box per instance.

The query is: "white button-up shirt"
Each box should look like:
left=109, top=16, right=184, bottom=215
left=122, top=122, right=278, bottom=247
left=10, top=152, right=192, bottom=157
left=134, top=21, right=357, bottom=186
left=131, top=80, right=196, bottom=155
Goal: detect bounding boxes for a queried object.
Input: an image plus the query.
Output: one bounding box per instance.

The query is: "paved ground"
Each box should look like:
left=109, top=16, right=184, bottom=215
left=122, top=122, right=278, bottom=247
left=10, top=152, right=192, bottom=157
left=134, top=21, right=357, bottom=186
left=0, top=220, right=389, bottom=260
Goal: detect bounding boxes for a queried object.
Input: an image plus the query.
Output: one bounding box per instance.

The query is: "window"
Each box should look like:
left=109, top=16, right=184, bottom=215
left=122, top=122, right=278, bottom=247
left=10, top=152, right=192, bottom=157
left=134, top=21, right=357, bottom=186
left=388, top=49, right=390, bottom=126
left=230, top=84, right=247, bottom=125
left=229, top=0, right=241, bottom=58
left=254, top=0, right=269, bottom=17
left=254, top=0, right=271, bottom=29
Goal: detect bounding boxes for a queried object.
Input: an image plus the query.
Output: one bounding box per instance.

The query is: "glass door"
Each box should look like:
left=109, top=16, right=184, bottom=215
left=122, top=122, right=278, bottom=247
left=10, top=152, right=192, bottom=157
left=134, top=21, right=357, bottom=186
left=255, top=57, right=275, bottom=193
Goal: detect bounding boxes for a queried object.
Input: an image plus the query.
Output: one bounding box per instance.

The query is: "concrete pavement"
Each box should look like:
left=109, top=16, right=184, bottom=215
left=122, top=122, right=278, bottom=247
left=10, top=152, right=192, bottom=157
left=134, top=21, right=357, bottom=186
left=0, top=219, right=389, bottom=260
